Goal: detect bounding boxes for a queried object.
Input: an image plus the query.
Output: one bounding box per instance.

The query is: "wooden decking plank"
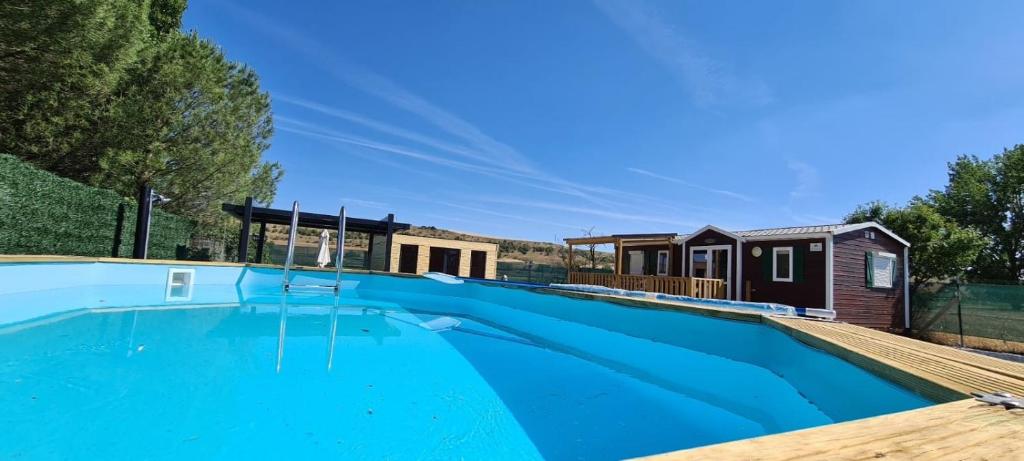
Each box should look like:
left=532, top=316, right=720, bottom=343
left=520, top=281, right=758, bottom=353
left=809, top=320, right=1024, bottom=381
left=769, top=317, right=1024, bottom=397
left=638, top=400, right=1024, bottom=461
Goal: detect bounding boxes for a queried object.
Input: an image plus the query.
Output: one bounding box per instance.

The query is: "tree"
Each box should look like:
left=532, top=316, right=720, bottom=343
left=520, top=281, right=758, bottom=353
left=846, top=199, right=984, bottom=288
left=581, top=226, right=599, bottom=270
left=1, top=0, right=282, bottom=229
left=0, top=0, right=151, bottom=178
left=929, top=146, right=1024, bottom=280
left=94, top=32, right=279, bottom=225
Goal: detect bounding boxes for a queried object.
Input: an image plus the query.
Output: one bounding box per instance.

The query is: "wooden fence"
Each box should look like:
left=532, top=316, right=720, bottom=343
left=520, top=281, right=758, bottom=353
left=567, top=272, right=726, bottom=299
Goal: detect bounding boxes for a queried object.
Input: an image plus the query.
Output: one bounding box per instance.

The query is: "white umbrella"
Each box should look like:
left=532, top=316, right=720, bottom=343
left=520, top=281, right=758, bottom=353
left=315, top=229, right=332, bottom=268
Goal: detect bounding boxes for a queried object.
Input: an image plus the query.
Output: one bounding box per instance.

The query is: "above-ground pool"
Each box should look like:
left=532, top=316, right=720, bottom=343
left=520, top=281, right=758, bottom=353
left=0, top=262, right=934, bottom=460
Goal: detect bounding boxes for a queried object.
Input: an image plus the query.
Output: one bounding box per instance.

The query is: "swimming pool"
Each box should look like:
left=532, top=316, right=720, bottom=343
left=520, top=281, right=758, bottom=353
left=0, top=262, right=933, bottom=460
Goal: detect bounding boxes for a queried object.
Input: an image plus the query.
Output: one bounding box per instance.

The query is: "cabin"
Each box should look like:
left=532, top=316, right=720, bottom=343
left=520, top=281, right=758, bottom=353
left=565, top=222, right=910, bottom=331
left=370, top=234, right=498, bottom=279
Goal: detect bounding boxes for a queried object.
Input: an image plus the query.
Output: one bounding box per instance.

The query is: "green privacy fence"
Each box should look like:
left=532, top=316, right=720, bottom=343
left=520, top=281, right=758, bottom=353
left=494, top=262, right=611, bottom=285
left=0, top=154, right=194, bottom=259
left=912, top=280, right=1024, bottom=353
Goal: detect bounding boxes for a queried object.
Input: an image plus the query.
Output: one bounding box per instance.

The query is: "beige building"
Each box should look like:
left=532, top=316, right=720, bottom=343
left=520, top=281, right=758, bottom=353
left=369, top=234, right=498, bottom=279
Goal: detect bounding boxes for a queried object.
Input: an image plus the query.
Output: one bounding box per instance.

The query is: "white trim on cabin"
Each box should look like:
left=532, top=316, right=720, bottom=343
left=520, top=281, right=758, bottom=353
left=736, top=240, right=744, bottom=301
left=676, top=225, right=745, bottom=244
left=903, top=246, right=910, bottom=329
left=833, top=222, right=911, bottom=247
left=825, top=234, right=834, bottom=311
left=772, top=247, right=794, bottom=282
left=656, top=250, right=670, bottom=276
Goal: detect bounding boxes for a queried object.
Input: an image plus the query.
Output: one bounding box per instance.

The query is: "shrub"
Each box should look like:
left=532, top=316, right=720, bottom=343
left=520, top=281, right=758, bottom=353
left=0, top=154, right=193, bottom=258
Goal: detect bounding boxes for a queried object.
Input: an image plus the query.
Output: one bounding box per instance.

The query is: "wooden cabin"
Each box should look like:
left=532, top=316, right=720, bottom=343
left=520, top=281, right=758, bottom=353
left=369, top=234, right=498, bottom=279
left=565, top=222, right=910, bottom=331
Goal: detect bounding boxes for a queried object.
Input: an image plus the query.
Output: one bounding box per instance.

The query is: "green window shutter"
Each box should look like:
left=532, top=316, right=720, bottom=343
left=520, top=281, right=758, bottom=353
left=761, top=246, right=772, bottom=281
left=794, top=245, right=805, bottom=283
left=865, top=251, right=874, bottom=288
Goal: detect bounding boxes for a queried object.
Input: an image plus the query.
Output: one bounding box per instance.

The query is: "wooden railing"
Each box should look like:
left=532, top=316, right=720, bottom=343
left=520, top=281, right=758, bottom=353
left=566, top=272, right=726, bottom=299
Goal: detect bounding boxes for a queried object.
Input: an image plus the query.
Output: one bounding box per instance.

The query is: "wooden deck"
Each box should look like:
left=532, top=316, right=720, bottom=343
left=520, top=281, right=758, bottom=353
left=639, top=317, right=1024, bottom=460
left=566, top=272, right=726, bottom=299
left=641, top=399, right=1023, bottom=460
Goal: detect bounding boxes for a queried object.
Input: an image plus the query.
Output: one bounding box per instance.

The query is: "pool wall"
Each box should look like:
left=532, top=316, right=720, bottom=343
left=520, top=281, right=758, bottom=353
left=0, top=260, right=939, bottom=422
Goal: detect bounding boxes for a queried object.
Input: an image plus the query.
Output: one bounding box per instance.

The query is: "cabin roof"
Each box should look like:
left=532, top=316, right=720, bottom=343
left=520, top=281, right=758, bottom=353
left=567, top=222, right=909, bottom=247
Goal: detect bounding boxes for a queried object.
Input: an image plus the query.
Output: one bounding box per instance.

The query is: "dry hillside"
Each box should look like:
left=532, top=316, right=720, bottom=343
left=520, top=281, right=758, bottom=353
left=262, top=224, right=613, bottom=267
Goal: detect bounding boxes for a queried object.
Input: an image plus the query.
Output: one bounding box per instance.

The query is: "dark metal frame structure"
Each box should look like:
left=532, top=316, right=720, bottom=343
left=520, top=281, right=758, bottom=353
left=222, top=198, right=410, bottom=270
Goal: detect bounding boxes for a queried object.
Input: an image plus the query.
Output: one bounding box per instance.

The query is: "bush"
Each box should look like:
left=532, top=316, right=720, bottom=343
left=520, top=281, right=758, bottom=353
left=0, top=154, right=193, bottom=258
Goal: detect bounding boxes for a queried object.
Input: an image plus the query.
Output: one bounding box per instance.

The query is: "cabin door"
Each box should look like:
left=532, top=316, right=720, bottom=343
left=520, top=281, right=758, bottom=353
left=689, top=245, right=732, bottom=299
left=628, top=251, right=644, bottom=275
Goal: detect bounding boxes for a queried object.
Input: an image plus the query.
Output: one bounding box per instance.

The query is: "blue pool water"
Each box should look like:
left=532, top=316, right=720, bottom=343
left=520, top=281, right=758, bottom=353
left=0, top=263, right=934, bottom=460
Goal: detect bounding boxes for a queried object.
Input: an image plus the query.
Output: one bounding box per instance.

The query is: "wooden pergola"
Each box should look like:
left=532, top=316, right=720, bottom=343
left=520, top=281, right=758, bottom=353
left=222, top=198, right=411, bottom=268
left=563, top=233, right=677, bottom=275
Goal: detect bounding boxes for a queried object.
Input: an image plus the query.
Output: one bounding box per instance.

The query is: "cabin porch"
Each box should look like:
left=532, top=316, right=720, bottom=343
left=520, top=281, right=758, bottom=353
left=564, top=234, right=726, bottom=299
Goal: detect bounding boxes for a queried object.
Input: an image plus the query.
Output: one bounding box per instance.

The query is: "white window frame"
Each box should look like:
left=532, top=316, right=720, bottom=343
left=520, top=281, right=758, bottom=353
left=870, top=251, right=897, bottom=289
left=656, top=250, right=670, bottom=276
left=772, top=247, right=794, bottom=282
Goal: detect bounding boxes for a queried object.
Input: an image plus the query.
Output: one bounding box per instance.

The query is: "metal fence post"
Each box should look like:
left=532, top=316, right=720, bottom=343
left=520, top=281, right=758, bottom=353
left=956, top=278, right=964, bottom=348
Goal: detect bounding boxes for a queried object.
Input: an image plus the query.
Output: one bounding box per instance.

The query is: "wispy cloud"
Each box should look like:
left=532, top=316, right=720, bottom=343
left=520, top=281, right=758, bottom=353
left=227, top=1, right=735, bottom=229
left=276, top=95, right=494, bottom=167
left=276, top=119, right=605, bottom=201
left=421, top=200, right=582, bottom=231
left=592, top=0, right=772, bottom=107
left=627, top=167, right=755, bottom=202
left=783, top=207, right=840, bottom=225
left=223, top=2, right=537, bottom=175
left=478, top=196, right=701, bottom=228
left=339, top=197, right=388, bottom=210
left=786, top=160, right=821, bottom=199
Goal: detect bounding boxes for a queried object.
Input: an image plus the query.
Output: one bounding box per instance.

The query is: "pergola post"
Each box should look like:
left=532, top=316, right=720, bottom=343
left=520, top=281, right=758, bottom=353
left=132, top=184, right=154, bottom=259
left=383, top=213, right=395, bottom=272
left=254, top=221, right=267, bottom=263
left=615, top=238, right=623, bottom=275
left=567, top=243, right=573, bottom=272
left=665, top=238, right=672, bottom=276
left=237, top=196, right=253, bottom=263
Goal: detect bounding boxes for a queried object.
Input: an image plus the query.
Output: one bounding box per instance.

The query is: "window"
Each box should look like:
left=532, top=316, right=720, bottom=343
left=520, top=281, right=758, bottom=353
left=868, top=251, right=897, bottom=288
left=772, top=247, right=793, bottom=282
left=691, top=250, right=708, bottom=278
left=656, top=250, right=669, bottom=276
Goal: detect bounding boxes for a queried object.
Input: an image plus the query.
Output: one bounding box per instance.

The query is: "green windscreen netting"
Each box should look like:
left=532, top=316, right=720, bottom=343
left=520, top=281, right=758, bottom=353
left=913, top=281, right=1024, bottom=346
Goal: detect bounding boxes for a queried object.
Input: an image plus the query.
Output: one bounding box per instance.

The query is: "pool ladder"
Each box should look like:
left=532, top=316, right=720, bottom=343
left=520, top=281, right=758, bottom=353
left=282, top=201, right=346, bottom=294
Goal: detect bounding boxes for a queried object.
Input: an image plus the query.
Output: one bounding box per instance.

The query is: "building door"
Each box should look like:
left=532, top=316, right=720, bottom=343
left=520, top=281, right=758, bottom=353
left=428, top=247, right=461, bottom=276
left=628, top=250, right=644, bottom=275
left=398, top=244, right=419, bottom=274
left=469, top=251, right=487, bottom=278
left=689, top=245, right=732, bottom=299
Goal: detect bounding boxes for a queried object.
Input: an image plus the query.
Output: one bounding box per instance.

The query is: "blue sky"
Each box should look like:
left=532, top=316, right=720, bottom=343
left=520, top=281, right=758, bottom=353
left=185, top=1, right=1024, bottom=242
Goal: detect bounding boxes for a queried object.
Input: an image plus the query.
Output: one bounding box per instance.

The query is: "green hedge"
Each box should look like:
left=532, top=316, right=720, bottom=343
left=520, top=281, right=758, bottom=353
left=0, top=154, right=194, bottom=258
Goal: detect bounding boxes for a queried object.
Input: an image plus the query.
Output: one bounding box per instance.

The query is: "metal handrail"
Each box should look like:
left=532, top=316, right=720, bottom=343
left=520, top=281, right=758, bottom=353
left=282, top=201, right=299, bottom=290
left=334, top=206, right=346, bottom=293
left=282, top=202, right=346, bottom=294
